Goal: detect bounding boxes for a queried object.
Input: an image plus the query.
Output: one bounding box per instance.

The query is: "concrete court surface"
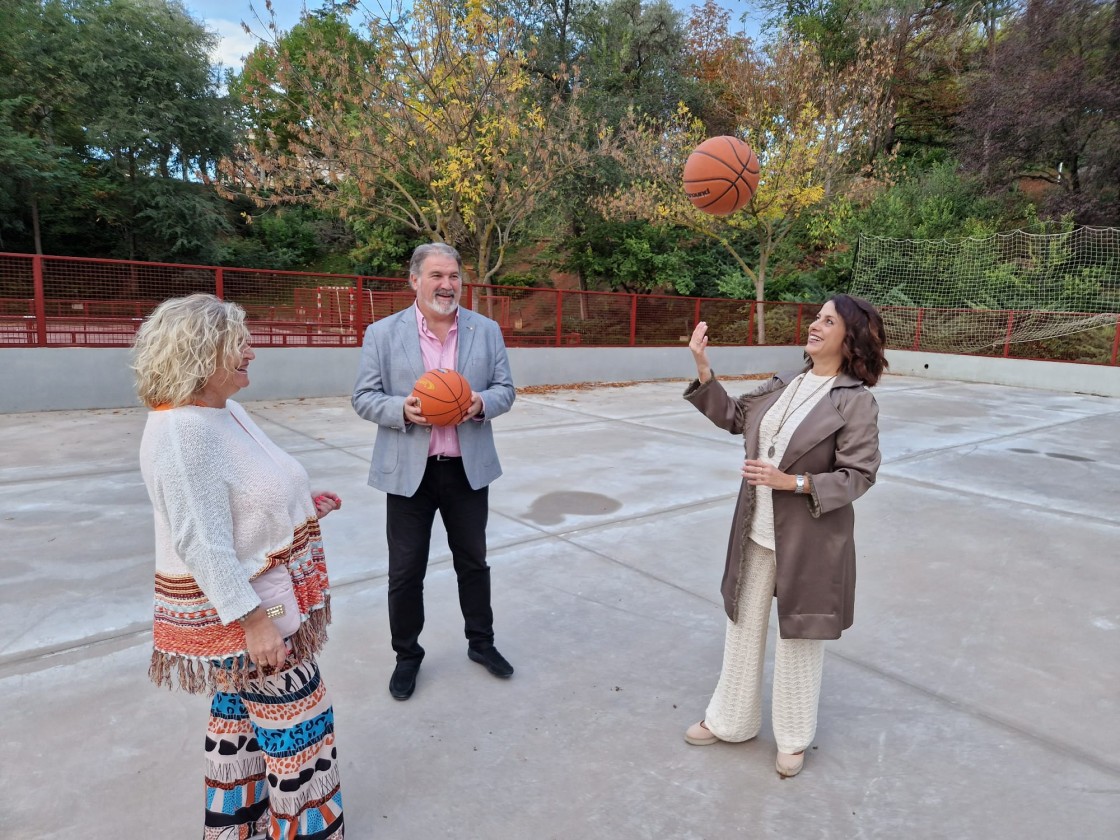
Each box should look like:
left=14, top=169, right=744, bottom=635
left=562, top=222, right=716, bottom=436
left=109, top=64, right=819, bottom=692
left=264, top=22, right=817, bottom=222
left=1, top=372, right=1118, bottom=839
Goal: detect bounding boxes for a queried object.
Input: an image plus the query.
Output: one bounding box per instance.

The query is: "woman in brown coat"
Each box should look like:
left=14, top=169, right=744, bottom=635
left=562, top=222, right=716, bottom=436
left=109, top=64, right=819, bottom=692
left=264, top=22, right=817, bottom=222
left=682, top=294, right=888, bottom=778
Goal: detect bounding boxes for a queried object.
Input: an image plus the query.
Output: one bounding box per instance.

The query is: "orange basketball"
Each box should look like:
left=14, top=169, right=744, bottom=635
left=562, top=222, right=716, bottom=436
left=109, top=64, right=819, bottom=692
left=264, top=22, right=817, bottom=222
left=682, top=136, right=760, bottom=216
left=411, top=368, right=473, bottom=426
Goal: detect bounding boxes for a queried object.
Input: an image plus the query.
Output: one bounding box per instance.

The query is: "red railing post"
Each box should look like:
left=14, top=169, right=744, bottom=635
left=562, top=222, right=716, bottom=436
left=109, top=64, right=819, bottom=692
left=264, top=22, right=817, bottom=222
left=32, top=254, right=47, bottom=346
left=555, top=289, right=563, bottom=346
left=746, top=302, right=755, bottom=346
left=795, top=303, right=803, bottom=344
left=1002, top=311, right=1015, bottom=357
left=913, top=307, right=923, bottom=349
left=355, top=275, right=367, bottom=340
left=463, top=281, right=473, bottom=311
left=214, top=267, right=224, bottom=299
left=629, top=293, right=638, bottom=347
left=694, top=297, right=701, bottom=331
left=1110, top=314, right=1120, bottom=366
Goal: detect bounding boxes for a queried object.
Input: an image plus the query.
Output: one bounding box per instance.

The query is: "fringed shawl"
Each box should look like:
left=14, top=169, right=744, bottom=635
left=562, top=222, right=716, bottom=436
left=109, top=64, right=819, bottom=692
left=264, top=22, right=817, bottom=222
left=149, top=517, right=333, bottom=694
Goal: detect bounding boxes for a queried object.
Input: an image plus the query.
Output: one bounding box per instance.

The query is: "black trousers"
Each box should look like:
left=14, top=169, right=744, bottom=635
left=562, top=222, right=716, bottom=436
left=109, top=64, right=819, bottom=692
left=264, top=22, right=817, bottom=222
left=385, top=456, right=493, bottom=662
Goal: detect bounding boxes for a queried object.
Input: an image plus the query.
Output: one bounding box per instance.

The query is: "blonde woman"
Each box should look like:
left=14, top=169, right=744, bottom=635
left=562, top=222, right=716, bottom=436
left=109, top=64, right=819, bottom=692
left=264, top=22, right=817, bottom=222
left=133, top=294, right=345, bottom=838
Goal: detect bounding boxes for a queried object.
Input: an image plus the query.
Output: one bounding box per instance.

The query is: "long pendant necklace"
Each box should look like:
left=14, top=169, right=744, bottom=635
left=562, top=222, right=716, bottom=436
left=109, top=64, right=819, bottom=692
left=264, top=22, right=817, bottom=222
left=767, top=373, right=837, bottom=458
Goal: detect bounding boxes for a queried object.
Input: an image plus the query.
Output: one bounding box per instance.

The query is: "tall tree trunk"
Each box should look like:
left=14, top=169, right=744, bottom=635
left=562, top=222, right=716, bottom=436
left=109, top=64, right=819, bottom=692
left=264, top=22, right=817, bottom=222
left=30, top=187, right=43, bottom=256
left=981, top=101, right=995, bottom=185
left=823, top=119, right=835, bottom=199
left=573, top=215, right=588, bottom=321
left=755, top=246, right=768, bottom=345
left=126, top=151, right=138, bottom=298
left=1113, top=0, right=1120, bottom=197
left=980, top=6, right=999, bottom=185
left=476, top=225, right=494, bottom=319
left=1112, top=0, right=1120, bottom=54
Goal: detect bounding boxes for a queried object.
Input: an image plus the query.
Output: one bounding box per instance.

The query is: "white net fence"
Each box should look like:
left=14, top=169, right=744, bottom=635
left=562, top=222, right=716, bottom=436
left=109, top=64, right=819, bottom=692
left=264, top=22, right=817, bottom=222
left=850, top=228, right=1120, bottom=352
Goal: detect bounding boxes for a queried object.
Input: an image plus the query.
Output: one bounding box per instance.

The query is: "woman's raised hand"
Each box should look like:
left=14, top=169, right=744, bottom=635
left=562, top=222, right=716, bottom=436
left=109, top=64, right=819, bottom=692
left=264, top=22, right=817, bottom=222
left=689, top=321, right=713, bottom=383
left=312, top=491, right=342, bottom=520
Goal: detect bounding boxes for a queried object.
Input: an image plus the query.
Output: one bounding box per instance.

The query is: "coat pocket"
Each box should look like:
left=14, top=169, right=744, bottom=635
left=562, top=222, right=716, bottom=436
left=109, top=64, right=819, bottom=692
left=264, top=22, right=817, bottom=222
left=373, top=432, right=400, bottom=474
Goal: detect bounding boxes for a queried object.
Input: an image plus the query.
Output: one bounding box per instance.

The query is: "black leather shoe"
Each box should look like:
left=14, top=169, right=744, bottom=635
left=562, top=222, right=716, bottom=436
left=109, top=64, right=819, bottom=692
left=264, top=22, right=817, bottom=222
left=389, top=660, right=420, bottom=700
left=468, top=646, right=514, bottom=678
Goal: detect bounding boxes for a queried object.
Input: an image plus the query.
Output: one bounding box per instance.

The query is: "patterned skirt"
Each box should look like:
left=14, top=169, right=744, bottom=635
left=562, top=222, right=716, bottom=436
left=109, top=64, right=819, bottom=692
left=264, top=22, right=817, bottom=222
left=205, top=657, right=344, bottom=839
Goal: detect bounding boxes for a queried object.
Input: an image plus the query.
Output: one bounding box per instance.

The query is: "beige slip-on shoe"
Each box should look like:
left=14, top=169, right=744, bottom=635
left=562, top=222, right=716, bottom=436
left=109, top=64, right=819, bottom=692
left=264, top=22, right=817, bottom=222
left=775, top=750, right=805, bottom=778
left=684, top=720, right=720, bottom=746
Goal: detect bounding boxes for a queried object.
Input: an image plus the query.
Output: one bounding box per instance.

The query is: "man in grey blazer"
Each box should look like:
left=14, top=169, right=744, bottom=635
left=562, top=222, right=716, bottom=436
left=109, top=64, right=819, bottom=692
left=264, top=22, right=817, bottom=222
left=353, top=243, right=517, bottom=700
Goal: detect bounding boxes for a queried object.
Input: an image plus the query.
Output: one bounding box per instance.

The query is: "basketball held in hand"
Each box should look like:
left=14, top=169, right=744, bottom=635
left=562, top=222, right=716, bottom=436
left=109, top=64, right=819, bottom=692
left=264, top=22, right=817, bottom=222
left=412, top=368, right=473, bottom=426
left=682, top=136, right=760, bottom=216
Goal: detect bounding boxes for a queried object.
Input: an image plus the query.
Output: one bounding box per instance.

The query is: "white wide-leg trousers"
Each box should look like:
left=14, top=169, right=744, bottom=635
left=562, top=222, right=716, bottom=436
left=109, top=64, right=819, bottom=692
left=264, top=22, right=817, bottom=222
left=704, top=540, right=825, bottom=754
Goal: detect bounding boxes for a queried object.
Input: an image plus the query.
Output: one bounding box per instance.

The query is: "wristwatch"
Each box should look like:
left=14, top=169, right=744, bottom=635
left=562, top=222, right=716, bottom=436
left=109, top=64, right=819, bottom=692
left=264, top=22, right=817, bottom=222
left=795, top=474, right=805, bottom=494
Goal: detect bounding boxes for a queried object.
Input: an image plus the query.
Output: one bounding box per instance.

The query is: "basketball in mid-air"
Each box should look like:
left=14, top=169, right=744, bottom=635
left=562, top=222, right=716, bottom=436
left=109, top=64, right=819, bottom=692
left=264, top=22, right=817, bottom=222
left=412, top=368, right=473, bottom=426
left=682, top=136, right=760, bottom=216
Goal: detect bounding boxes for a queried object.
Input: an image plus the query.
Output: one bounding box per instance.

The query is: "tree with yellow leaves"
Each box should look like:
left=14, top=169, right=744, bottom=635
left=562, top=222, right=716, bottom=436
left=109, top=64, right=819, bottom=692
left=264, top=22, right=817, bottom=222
left=603, top=32, right=883, bottom=342
left=223, top=0, right=608, bottom=282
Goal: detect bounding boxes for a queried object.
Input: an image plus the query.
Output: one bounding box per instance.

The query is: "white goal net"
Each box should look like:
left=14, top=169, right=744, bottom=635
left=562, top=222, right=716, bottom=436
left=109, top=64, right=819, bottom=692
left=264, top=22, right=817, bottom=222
left=849, top=228, right=1120, bottom=352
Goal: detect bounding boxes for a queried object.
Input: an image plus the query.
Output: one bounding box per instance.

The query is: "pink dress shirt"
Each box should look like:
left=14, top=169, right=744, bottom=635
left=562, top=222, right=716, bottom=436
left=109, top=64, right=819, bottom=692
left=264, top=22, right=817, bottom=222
left=416, top=307, right=461, bottom=458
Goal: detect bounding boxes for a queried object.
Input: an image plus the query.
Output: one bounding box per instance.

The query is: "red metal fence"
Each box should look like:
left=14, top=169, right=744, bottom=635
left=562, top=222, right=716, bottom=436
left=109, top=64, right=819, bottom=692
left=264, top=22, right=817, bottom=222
left=2, top=252, right=1117, bottom=365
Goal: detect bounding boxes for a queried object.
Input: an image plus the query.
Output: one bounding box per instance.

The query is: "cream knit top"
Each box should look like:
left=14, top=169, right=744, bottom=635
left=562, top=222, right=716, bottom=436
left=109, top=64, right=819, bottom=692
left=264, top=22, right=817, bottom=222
left=749, top=371, right=835, bottom=549
left=140, top=400, right=331, bottom=692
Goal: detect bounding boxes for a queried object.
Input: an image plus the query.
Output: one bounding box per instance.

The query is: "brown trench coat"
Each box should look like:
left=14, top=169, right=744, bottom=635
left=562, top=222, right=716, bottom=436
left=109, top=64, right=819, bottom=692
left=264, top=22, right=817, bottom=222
left=684, top=370, right=881, bottom=640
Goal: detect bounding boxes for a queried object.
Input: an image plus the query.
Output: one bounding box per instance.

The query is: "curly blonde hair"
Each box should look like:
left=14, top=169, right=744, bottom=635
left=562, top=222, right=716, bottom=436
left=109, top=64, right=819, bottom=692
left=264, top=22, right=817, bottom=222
left=132, top=294, right=250, bottom=408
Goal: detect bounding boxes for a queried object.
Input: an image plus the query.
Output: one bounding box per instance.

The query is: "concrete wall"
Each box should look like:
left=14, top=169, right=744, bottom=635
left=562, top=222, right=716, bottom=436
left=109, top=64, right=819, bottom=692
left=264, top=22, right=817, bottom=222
left=886, top=349, right=1120, bottom=397
left=3, top=346, right=806, bottom=413
left=3, top=345, right=1116, bottom=413
left=4, top=347, right=360, bottom=412
left=508, top=346, right=804, bottom=389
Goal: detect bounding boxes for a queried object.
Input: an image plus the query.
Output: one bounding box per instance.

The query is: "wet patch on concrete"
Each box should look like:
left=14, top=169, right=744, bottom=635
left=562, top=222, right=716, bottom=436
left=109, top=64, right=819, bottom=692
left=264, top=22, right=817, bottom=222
left=523, top=491, right=622, bottom=525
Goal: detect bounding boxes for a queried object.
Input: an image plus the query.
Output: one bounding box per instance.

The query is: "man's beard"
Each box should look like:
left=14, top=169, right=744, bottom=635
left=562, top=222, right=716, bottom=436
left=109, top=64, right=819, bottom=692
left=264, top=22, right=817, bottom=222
left=429, top=295, right=459, bottom=315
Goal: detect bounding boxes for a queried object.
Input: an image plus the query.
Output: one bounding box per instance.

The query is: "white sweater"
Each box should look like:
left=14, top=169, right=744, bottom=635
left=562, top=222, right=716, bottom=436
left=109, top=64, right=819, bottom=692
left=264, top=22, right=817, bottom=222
left=140, top=400, right=330, bottom=690
left=750, top=371, right=836, bottom=549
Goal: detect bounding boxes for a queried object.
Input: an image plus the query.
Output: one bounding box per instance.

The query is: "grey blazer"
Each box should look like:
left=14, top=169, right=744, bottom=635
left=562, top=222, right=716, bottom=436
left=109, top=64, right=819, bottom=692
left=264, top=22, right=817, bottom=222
left=352, top=304, right=516, bottom=496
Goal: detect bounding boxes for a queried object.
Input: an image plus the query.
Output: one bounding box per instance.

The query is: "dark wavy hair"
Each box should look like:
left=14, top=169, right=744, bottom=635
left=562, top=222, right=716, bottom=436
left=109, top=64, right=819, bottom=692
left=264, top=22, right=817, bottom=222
left=829, top=294, right=888, bottom=387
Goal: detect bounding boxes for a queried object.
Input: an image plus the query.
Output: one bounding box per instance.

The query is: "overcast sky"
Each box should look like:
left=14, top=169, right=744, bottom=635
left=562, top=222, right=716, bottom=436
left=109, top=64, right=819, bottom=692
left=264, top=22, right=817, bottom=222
left=186, top=0, right=764, bottom=71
